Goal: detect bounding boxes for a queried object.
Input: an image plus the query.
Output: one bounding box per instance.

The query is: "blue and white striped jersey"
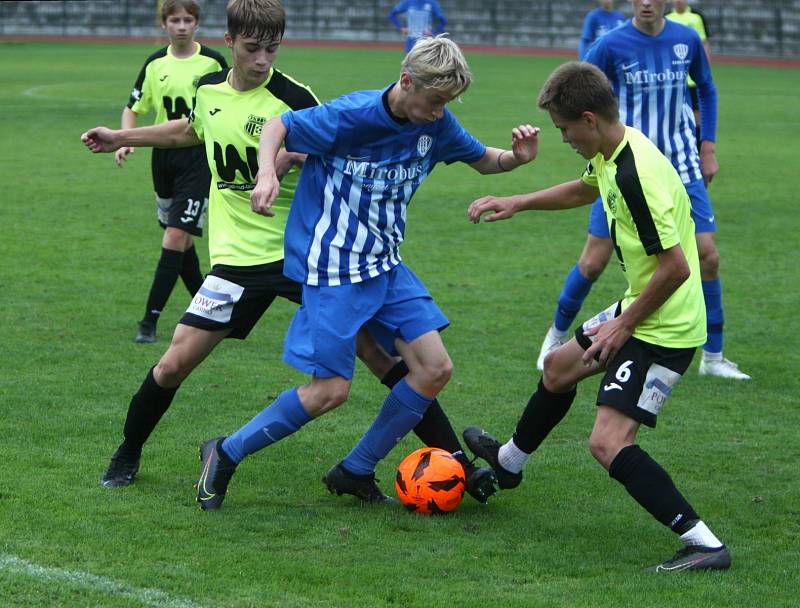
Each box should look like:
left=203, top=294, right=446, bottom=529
left=281, top=85, right=485, bottom=286
left=585, top=19, right=717, bottom=184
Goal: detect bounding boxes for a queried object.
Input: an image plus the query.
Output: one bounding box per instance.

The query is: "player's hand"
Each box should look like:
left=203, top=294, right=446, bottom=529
left=250, top=170, right=279, bottom=217
left=699, top=140, right=718, bottom=186
left=468, top=195, right=518, bottom=224
left=582, top=316, right=632, bottom=367
left=511, top=125, right=540, bottom=165
left=81, top=127, right=121, bottom=154
left=114, top=146, right=135, bottom=167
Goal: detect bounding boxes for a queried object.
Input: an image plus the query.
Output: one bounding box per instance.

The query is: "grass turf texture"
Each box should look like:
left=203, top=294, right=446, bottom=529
left=1, top=40, right=799, bottom=607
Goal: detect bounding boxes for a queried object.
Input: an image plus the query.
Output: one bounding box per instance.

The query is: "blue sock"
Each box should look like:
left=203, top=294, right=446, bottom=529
left=553, top=264, right=595, bottom=332
left=702, top=278, right=724, bottom=354
left=222, top=388, right=312, bottom=464
left=342, top=379, right=433, bottom=476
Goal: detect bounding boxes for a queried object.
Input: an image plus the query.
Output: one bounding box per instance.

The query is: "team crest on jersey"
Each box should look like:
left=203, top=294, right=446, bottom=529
left=416, top=135, right=433, bottom=158
left=244, top=114, right=267, bottom=136
left=192, top=75, right=201, bottom=89
left=673, top=43, right=689, bottom=61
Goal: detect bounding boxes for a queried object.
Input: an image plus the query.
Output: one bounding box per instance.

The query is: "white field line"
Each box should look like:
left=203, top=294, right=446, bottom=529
left=0, top=554, right=206, bottom=608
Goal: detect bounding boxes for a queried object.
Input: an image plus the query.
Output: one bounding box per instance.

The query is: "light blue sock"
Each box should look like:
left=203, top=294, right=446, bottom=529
left=342, top=379, right=432, bottom=476
left=702, top=278, right=724, bottom=354
left=222, top=388, right=312, bottom=464
left=554, top=264, right=594, bottom=332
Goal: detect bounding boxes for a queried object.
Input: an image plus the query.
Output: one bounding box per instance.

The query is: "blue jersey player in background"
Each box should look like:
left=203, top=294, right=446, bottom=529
left=536, top=0, right=750, bottom=381
left=579, top=0, right=626, bottom=59
left=194, top=36, right=539, bottom=509
left=389, top=0, right=447, bottom=53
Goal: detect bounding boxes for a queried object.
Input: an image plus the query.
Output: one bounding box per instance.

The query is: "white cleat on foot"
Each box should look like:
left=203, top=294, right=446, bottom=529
left=536, top=326, right=567, bottom=371
left=699, top=356, right=751, bottom=380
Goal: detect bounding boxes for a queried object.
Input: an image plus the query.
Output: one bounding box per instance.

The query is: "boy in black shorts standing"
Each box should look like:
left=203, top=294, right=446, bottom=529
left=464, top=62, right=731, bottom=572
left=117, top=0, right=227, bottom=343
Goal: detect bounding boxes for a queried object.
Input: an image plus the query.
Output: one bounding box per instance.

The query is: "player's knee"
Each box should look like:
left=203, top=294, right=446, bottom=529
left=542, top=359, right=570, bottom=393
left=153, top=354, right=190, bottom=388
left=310, top=382, right=351, bottom=416
left=414, top=356, right=453, bottom=394
left=578, top=255, right=607, bottom=281
left=699, top=248, right=720, bottom=278
left=588, top=433, right=614, bottom=469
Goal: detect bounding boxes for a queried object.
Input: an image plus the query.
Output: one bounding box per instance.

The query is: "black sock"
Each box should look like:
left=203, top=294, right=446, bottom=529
left=609, top=444, right=700, bottom=532
left=180, top=245, right=203, bottom=296
left=120, top=367, right=180, bottom=455
left=380, top=361, right=468, bottom=467
left=142, top=247, right=184, bottom=325
left=512, top=378, right=576, bottom=453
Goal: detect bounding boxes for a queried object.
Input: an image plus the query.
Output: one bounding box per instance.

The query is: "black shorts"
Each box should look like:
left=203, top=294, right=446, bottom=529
left=179, top=261, right=302, bottom=339
left=151, top=145, right=210, bottom=236
left=576, top=303, right=696, bottom=428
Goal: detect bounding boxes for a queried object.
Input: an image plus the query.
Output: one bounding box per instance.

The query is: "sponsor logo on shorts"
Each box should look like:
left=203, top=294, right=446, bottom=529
left=637, top=363, right=681, bottom=416
left=187, top=277, right=244, bottom=323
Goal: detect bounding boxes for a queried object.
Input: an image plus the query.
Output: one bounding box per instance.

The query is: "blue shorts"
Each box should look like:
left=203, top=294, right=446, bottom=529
left=587, top=178, right=716, bottom=237
left=587, top=196, right=609, bottom=238
left=685, top=178, right=716, bottom=233
left=283, top=263, right=449, bottom=379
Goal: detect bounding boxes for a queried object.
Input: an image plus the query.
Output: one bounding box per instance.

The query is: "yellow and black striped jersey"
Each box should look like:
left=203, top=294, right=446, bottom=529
left=128, top=43, right=228, bottom=125
left=582, top=127, right=706, bottom=348
left=190, top=68, right=319, bottom=267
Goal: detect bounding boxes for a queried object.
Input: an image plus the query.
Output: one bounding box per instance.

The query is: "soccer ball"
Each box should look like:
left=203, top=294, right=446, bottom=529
left=395, top=447, right=466, bottom=515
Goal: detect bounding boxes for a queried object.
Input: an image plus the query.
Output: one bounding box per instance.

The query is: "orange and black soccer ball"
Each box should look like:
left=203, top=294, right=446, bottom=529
left=395, top=447, right=466, bottom=515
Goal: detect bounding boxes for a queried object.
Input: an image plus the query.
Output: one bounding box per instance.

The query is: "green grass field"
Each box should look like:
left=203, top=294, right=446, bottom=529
left=1, top=40, right=799, bottom=607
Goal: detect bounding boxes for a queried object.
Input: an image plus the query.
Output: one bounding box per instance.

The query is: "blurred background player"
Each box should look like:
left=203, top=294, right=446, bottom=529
left=466, top=61, right=731, bottom=573
left=667, top=0, right=712, bottom=130
left=579, top=0, right=626, bottom=59
left=83, top=1, right=495, bottom=506
left=536, top=0, right=749, bottom=380
left=118, top=0, right=227, bottom=343
left=389, top=0, right=447, bottom=53
left=195, top=36, right=539, bottom=511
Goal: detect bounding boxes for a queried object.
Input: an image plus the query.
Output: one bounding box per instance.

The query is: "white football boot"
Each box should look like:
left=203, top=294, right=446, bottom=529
left=699, top=354, right=751, bottom=380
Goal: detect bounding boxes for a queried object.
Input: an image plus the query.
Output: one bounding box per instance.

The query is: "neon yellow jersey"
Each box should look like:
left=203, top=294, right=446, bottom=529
left=666, top=9, right=709, bottom=88
left=128, top=43, right=228, bottom=125
left=190, top=68, right=319, bottom=267
left=581, top=127, right=705, bottom=348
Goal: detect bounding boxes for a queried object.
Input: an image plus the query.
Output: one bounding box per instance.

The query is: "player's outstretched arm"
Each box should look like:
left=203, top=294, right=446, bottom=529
left=252, top=117, right=288, bottom=217
left=81, top=118, right=200, bottom=154
left=470, top=125, right=540, bottom=174
left=468, top=179, right=597, bottom=223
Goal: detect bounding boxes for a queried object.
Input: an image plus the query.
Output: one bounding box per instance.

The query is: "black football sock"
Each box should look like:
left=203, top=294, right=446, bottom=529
left=142, top=247, right=184, bottom=326
left=179, top=244, right=203, bottom=296
left=609, top=444, right=700, bottom=532
left=120, top=367, right=180, bottom=456
left=512, top=378, right=576, bottom=453
left=381, top=360, right=468, bottom=465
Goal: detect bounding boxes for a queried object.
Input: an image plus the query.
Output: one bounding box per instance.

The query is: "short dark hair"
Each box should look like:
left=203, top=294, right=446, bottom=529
left=227, top=0, right=285, bottom=42
left=537, top=62, right=619, bottom=121
left=160, top=0, right=200, bottom=23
